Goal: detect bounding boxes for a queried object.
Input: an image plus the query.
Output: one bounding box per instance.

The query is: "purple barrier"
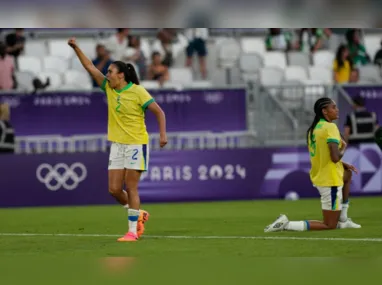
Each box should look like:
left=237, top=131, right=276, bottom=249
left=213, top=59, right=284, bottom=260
left=338, top=86, right=382, bottom=133
left=1, top=144, right=381, bottom=208
left=0, top=88, right=247, bottom=136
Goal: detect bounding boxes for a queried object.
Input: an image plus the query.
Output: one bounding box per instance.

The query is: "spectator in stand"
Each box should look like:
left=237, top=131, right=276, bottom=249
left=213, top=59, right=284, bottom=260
left=373, top=40, right=382, bottom=67
left=333, top=44, right=352, bottom=84
left=104, top=28, right=130, bottom=61
left=346, top=29, right=370, bottom=67
left=0, top=42, right=15, bottom=91
left=125, top=35, right=147, bottom=80
left=0, top=103, right=15, bottom=154
left=92, top=44, right=113, bottom=88
left=147, top=51, right=169, bottom=87
left=349, top=68, right=360, bottom=83
left=5, top=28, right=25, bottom=70
left=152, top=28, right=188, bottom=67
left=185, top=28, right=209, bottom=79
left=265, top=28, right=292, bottom=52
left=295, top=28, right=331, bottom=53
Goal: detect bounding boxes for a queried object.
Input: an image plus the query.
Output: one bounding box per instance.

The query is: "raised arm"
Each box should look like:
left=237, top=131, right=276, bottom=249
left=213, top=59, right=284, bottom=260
left=68, top=37, right=105, bottom=87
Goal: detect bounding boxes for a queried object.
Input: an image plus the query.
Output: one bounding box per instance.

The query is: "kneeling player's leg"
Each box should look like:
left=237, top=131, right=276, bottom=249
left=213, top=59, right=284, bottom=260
left=340, top=169, right=352, bottom=222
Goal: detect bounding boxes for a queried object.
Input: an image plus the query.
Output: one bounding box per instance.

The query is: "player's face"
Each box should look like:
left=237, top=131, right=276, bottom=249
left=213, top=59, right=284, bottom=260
left=106, top=65, right=124, bottom=89
left=323, top=101, right=339, bottom=121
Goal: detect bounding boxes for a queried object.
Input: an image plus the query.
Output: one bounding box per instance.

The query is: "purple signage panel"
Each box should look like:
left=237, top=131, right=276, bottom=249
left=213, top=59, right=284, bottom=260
left=0, top=144, right=381, bottom=208
left=338, top=86, right=382, bottom=133
left=0, top=88, right=247, bottom=136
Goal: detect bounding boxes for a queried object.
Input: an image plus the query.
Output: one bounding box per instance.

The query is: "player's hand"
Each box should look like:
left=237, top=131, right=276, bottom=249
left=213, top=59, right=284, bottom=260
left=343, top=162, right=358, bottom=174
left=160, top=133, right=167, bottom=148
left=68, top=37, right=77, bottom=49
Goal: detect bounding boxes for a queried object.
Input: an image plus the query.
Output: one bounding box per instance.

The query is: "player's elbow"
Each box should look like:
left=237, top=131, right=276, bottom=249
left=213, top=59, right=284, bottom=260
left=330, top=155, right=341, bottom=163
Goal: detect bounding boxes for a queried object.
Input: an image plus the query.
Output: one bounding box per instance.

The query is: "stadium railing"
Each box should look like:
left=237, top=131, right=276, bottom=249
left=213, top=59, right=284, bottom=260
left=15, top=130, right=258, bottom=154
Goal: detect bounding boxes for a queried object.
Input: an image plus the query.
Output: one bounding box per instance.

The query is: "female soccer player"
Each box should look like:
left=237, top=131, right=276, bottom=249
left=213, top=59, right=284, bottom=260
left=68, top=38, right=167, bottom=242
left=265, top=97, right=361, bottom=232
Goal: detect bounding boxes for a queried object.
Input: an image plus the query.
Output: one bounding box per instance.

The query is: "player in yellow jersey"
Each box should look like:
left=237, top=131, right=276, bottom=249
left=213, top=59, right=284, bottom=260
left=68, top=38, right=167, bottom=242
left=265, top=97, right=361, bottom=232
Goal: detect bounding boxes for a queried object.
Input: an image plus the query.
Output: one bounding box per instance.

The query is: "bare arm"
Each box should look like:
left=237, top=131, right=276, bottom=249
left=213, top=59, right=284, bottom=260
left=328, top=141, right=346, bottom=163
left=147, top=102, right=167, bottom=148
left=68, top=37, right=105, bottom=87
left=343, top=126, right=351, bottom=143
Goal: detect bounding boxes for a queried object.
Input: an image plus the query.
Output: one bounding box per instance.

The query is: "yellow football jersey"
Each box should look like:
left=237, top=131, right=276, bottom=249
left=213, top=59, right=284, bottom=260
left=308, top=119, right=344, bottom=187
left=101, top=79, right=154, bottom=144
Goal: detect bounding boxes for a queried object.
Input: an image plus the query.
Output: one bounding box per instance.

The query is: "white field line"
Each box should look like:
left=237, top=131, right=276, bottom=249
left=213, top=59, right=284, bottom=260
left=0, top=233, right=381, bottom=242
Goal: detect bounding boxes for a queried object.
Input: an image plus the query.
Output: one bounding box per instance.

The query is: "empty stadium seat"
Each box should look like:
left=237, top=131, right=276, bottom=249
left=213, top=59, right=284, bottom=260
left=37, top=71, right=63, bottom=90
left=308, top=66, right=332, bottom=84
left=259, top=67, right=284, bottom=86
left=280, top=80, right=304, bottom=110
left=359, top=65, right=382, bottom=82
left=63, top=70, right=92, bottom=89
left=363, top=34, right=381, bottom=60
left=169, top=67, right=193, bottom=85
left=18, top=56, right=42, bottom=74
left=313, top=50, right=334, bottom=69
left=239, top=53, right=263, bottom=77
left=240, top=37, right=266, bottom=56
left=70, top=57, right=84, bottom=71
left=141, top=80, right=160, bottom=89
left=48, top=39, right=74, bottom=59
left=43, top=56, right=69, bottom=74
left=76, top=39, right=97, bottom=60
left=287, top=52, right=310, bottom=68
left=24, top=40, right=47, bottom=57
left=284, top=66, right=308, bottom=81
left=263, top=51, right=287, bottom=69
left=187, top=80, right=213, bottom=88
left=218, top=38, right=241, bottom=68
left=14, top=71, right=35, bottom=92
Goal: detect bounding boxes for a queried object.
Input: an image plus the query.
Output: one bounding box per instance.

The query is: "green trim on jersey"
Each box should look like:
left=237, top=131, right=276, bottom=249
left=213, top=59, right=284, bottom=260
left=101, top=78, right=107, bottom=92
left=142, top=98, right=155, bottom=111
left=115, top=82, right=133, bottom=93
left=327, top=138, right=340, bottom=144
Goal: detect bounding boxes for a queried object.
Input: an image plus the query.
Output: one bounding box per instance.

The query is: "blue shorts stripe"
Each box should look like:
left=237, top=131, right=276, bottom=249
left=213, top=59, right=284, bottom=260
left=331, top=186, right=338, bottom=210
left=142, top=144, right=147, bottom=170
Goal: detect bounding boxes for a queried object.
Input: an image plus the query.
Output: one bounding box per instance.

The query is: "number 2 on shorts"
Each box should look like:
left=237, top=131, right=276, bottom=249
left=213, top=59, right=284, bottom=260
left=132, top=149, right=139, bottom=160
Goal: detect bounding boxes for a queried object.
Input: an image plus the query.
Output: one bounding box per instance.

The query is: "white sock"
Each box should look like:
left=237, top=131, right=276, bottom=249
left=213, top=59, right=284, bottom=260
left=340, top=202, right=349, bottom=222
left=285, top=221, right=308, bottom=231
left=123, top=204, right=129, bottom=210
left=128, top=209, right=140, bottom=235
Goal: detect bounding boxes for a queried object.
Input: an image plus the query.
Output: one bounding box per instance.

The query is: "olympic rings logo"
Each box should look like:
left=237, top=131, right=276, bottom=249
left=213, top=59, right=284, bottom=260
left=36, top=163, right=87, bottom=191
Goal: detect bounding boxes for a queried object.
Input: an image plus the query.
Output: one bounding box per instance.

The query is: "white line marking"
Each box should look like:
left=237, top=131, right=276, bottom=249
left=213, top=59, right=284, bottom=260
left=0, top=233, right=381, bottom=242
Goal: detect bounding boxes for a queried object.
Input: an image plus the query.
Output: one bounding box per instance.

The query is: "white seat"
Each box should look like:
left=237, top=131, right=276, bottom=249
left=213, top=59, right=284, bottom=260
left=57, top=84, right=86, bottom=91
left=71, top=57, right=84, bottom=71
left=169, top=67, right=193, bottom=85
left=284, top=66, right=308, bottom=81
left=141, top=80, right=160, bottom=89
left=37, top=71, right=62, bottom=90
left=259, top=67, right=284, bottom=86
left=43, top=56, right=69, bottom=74
left=287, top=52, right=310, bottom=68
left=239, top=53, right=263, bottom=73
left=18, top=56, right=42, bottom=74
left=15, top=71, right=35, bottom=92
left=302, top=79, right=326, bottom=111
left=363, top=35, right=381, bottom=60
left=313, top=50, right=334, bottom=68
left=280, top=80, right=304, bottom=110
left=359, top=65, right=382, bottom=83
left=64, top=70, right=92, bottom=89
left=187, top=80, right=213, bottom=88
left=24, top=40, right=47, bottom=57
left=48, top=39, right=74, bottom=60
left=218, top=38, right=241, bottom=68
left=77, top=39, right=97, bottom=60
left=308, top=66, right=332, bottom=84
left=263, top=51, right=287, bottom=69
left=140, top=38, right=152, bottom=61
left=240, top=37, right=266, bottom=56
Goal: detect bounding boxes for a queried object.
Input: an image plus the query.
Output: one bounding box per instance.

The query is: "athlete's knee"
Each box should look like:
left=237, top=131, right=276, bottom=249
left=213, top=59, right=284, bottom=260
left=108, top=186, right=122, bottom=196
left=325, top=221, right=338, bottom=230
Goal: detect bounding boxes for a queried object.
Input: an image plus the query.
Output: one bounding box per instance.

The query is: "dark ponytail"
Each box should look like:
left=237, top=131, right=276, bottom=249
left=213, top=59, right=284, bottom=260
left=306, top=97, right=333, bottom=144
left=112, top=61, right=140, bottom=85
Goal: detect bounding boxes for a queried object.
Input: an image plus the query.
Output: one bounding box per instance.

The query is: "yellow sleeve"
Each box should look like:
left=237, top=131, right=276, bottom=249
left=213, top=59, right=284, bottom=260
left=326, top=123, right=341, bottom=145
left=332, top=60, right=338, bottom=71
left=138, top=86, right=155, bottom=111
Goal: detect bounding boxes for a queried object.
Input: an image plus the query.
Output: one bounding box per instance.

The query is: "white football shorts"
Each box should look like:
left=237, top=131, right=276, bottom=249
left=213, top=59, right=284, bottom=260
left=108, top=142, right=149, bottom=171
left=316, top=185, right=343, bottom=211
